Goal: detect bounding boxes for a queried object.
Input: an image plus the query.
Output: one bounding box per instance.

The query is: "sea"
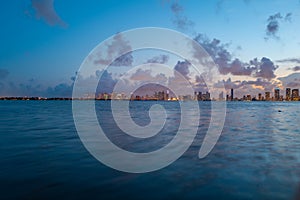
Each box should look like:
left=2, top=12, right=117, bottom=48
left=1, top=100, right=300, bottom=199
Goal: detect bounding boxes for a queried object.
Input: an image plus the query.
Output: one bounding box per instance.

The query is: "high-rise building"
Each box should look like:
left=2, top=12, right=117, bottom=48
left=156, top=91, right=166, bottom=100
left=166, top=90, right=169, bottom=100
left=231, top=88, right=234, bottom=101
left=280, top=95, right=284, bottom=101
left=226, top=94, right=230, bottom=101
left=197, top=92, right=202, bottom=101
left=286, top=88, right=291, bottom=101
left=219, top=91, right=224, bottom=101
left=203, top=91, right=211, bottom=101
left=265, top=92, right=271, bottom=101
left=292, top=89, right=299, bottom=101
left=274, top=88, right=280, bottom=101
left=246, top=94, right=251, bottom=101
left=258, top=93, right=262, bottom=101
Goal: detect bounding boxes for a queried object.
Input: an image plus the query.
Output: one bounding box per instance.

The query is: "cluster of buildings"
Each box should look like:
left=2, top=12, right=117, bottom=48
left=96, top=91, right=183, bottom=101
left=94, top=90, right=212, bottom=101
left=96, top=87, right=300, bottom=102
left=227, top=88, right=300, bottom=101
left=1, top=87, right=300, bottom=102
left=0, top=97, right=73, bottom=100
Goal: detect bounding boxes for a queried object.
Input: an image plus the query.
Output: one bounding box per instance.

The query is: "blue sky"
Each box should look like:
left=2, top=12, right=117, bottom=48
left=1, top=0, right=300, bottom=97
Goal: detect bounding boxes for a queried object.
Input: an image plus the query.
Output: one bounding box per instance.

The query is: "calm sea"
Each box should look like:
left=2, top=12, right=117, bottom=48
left=1, top=101, right=300, bottom=199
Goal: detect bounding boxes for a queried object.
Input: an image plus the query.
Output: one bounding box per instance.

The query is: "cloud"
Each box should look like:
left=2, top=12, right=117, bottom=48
left=284, top=12, right=292, bottom=22
left=94, top=33, right=133, bottom=67
left=111, top=53, right=133, bottom=67
left=214, top=78, right=242, bottom=90
left=130, top=69, right=154, bottom=81
left=286, top=82, right=300, bottom=88
left=31, top=0, right=66, bottom=27
left=215, top=0, right=225, bottom=14
left=0, top=72, right=77, bottom=97
left=276, top=58, right=300, bottom=64
left=0, top=69, right=9, bottom=79
left=112, top=61, right=197, bottom=96
left=0, top=80, right=73, bottom=97
left=130, top=69, right=168, bottom=84
left=146, top=55, right=169, bottom=64
left=265, top=12, right=292, bottom=40
left=250, top=57, right=278, bottom=80
left=111, top=68, right=169, bottom=96
left=70, top=69, right=117, bottom=97
left=167, top=3, right=279, bottom=81
left=229, top=59, right=254, bottom=76
left=265, top=13, right=282, bottom=39
left=170, top=2, right=183, bottom=13
left=240, top=78, right=276, bottom=91
left=231, top=78, right=274, bottom=89
left=194, top=75, right=208, bottom=91
left=194, top=34, right=231, bottom=73
left=278, top=73, right=300, bottom=88
left=170, top=2, right=194, bottom=32
left=174, top=61, right=191, bottom=80
left=193, top=34, right=278, bottom=80
left=194, top=34, right=257, bottom=76
left=46, top=83, right=73, bottom=97
left=292, top=66, right=300, bottom=71
left=96, top=70, right=117, bottom=93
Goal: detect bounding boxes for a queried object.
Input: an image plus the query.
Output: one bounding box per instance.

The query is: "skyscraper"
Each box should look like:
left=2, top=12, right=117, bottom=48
left=219, top=91, right=224, bottom=101
left=246, top=94, right=251, bottom=101
left=286, top=88, right=291, bottom=101
left=258, top=93, right=262, bottom=101
left=166, top=90, right=169, bottom=101
left=265, top=92, right=271, bottom=101
left=203, top=91, right=211, bottom=101
left=274, top=88, right=280, bottom=101
left=231, top=88, right=234, bottom=101
left=292, top=89, right=299, bottom=101
left=197, top=92, right=202, bottom=101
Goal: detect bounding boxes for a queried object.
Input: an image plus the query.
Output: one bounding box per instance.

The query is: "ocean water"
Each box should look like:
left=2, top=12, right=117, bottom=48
left=1, top=100, right=300, bottom=199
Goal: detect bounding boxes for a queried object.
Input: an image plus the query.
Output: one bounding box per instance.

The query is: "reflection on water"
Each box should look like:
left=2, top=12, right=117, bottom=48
left=0, top=101, right=300, bottom=199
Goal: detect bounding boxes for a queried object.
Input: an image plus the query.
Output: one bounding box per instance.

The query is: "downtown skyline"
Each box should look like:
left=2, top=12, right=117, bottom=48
left=2, top=86, right=300, bottom=102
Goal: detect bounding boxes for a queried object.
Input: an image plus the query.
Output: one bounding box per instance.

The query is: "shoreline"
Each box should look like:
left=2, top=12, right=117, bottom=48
left=0, top=97, right=299, bottom=102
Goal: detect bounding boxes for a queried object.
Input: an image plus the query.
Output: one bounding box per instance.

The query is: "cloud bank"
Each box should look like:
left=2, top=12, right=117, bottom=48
left=194, top=34, right=278, bottom=80
left=276, top=58, right=300, bottom=64
left=146, top=55, right=169, bottom=64
left=94, top=33, right=133, bottom=67
left=278, top=73, right=300, bottom=88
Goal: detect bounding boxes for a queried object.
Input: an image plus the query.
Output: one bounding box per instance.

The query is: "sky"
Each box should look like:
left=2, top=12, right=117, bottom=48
left=1, top=0, right=300, bottom=97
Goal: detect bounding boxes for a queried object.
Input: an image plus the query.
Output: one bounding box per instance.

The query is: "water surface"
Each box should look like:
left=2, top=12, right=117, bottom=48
left=1, top=101, right=300, bottom=199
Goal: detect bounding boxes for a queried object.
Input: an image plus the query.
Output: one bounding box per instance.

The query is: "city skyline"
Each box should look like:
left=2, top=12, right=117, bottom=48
left=227, top=87, right=300, bottom=101
left=2, top=86, right=300, bottom=102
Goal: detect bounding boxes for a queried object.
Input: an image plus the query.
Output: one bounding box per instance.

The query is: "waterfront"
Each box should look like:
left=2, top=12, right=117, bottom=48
left=1, top=101, right=300, bottom=199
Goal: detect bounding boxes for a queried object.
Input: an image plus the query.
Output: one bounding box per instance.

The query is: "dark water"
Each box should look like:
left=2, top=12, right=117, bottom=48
left=1, top=101, right=300, bottom=199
